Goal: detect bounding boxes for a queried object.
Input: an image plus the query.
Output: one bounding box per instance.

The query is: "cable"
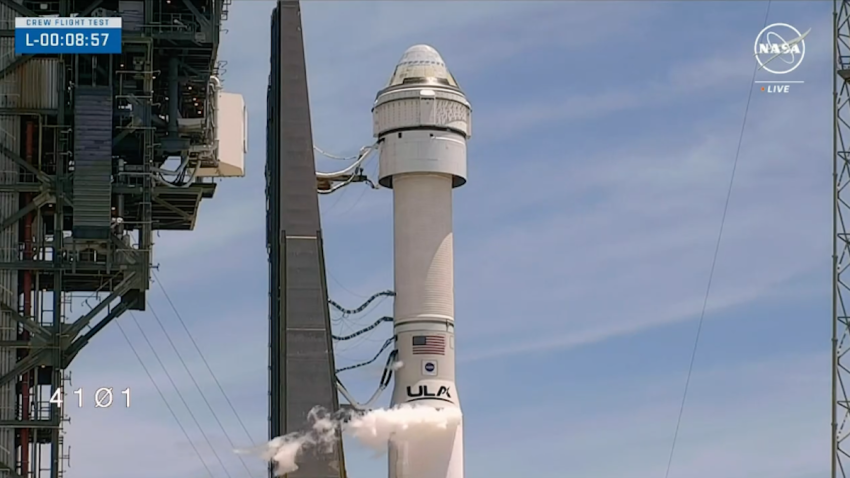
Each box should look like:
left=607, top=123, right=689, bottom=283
left=128, top=311, right=233, bottom=478
left=662, top=3, right=772, bottom=477
left=320, top=176, right=351, bottom=215
left=316, top=145, right=375, bottom=179
left=145, top=299, right=257, bottom=478
left=114, top=319, right=216, bottom=478
left=152, top=270, right=258, bottom=446
left=336, top=346, right=398, bottom=410
left=314, top=145, right=358, bottom=161
left=332, top=316, right=393, bottom=341
left=327, top=271, right=369, bottom=299
left=124, top=240, right=256, bottom=451
left=318, top=172, right=360, bottom=195
left=336, top=338, right=395, bottom=373
left=316, top=145, right=380, bottom=195
left=328, top=290, right=395, bottom=317
left=78, top=292, right=215, bottom=477
left=330, top=158, right=378, bottom=219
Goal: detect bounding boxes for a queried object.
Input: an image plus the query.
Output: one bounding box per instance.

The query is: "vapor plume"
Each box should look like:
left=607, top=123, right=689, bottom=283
left=237, top=404, right=462, bottom=475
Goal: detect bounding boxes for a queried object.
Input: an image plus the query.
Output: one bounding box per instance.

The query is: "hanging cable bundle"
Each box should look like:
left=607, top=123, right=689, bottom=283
left=336, top=343, right=398, bottom=410
left=336, top=337, right=395, bottom=374
left=332, top=316, right=393, bottom=341
left=329, top=290, right=395, bottom=317
left=331, top=289, right=398, bottom=410
left=315, top=144, right=380, bottom=194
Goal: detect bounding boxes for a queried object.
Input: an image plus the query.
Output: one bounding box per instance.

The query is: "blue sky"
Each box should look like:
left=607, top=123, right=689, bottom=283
left=64, top=2, right=828, bottom=478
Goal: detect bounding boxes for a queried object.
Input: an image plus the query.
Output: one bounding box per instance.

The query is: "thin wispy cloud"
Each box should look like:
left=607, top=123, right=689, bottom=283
left=65, top=2, right=830, bottom=478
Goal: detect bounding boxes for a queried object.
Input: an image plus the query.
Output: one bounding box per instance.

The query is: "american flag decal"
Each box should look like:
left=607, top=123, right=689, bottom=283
left=411, top=335, right=446, bottom=355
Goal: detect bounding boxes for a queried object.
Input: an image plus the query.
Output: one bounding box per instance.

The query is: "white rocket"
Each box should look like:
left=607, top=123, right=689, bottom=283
left=373, top=45, right=471, bottom=478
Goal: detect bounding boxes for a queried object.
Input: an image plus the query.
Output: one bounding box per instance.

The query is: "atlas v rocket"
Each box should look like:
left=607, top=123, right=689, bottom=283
left=373, top=45, right=472, bottom=478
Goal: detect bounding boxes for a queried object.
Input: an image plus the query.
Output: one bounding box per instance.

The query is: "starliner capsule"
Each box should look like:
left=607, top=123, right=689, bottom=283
left=373, top=45, right=471, bottom=478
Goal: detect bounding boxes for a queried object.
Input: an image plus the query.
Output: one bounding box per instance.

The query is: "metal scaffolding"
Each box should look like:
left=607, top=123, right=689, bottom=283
left=835, top=1, right=850, bottom=477
left=0, top=1, right=228, bottom=478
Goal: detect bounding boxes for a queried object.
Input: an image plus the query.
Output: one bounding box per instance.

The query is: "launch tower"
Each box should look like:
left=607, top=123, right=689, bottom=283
left=0, top=1, right=245, bottom=478
left=266, top=2, right=347, bottom=477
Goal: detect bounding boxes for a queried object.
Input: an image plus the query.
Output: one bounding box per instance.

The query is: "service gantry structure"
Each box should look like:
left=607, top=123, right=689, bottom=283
left=0, top=1, right=238, bottom=478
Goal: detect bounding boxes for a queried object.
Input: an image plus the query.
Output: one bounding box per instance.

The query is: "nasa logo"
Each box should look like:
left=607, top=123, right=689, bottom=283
left=422, top=360, right=437, bottom=376
left=753, top=23, right=808, bottom=75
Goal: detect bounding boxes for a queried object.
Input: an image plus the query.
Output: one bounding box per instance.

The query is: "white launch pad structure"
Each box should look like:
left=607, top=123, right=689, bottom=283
left=373, top=45, right=472, bottom=478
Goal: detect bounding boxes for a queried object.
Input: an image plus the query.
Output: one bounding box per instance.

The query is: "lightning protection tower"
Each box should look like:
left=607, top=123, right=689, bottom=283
left=266, top=1, right=347, bottom=477
left=834, top=1, right=850, bottom=477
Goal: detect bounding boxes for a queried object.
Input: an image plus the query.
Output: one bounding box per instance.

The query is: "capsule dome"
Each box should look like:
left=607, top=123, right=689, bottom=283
left=384, top=44, right=460, bottom=89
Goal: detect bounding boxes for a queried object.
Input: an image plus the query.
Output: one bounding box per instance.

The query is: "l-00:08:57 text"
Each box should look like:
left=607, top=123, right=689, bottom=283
left=23, top=32, right=110, bottom=47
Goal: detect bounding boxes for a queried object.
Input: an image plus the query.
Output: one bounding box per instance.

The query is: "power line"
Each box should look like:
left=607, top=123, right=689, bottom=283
left=152, top=269, right=258, bottom=446
left=145, top=299, right=257, bottom=477
left=124, top=242, right=256, bottom=476
left=113, top=319, right=216, bottom=478
left=327, top=271, right=369, bottom=299
left=663, top=3, right=772, bottom=477
left=128, top=311, right=234, bottom=478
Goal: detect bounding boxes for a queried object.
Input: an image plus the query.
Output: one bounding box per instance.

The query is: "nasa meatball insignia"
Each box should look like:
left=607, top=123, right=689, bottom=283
left=422, top=360, right=438, bottom=376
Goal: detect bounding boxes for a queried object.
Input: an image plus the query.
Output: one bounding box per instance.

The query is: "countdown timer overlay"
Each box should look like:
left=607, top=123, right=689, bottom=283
left=15, top=17, right=122, bottom=54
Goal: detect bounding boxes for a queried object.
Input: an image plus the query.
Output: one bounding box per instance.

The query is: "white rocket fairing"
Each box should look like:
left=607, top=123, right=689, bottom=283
left=373, top=45, right=472, bottom=478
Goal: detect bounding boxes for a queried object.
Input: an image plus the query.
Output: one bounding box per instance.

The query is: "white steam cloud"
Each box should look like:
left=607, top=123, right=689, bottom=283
left=237, top=404, right=462, bottom=475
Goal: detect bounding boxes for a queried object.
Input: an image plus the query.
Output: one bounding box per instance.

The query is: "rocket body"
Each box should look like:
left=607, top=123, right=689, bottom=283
left=373, top=45, right=472, bottom=478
